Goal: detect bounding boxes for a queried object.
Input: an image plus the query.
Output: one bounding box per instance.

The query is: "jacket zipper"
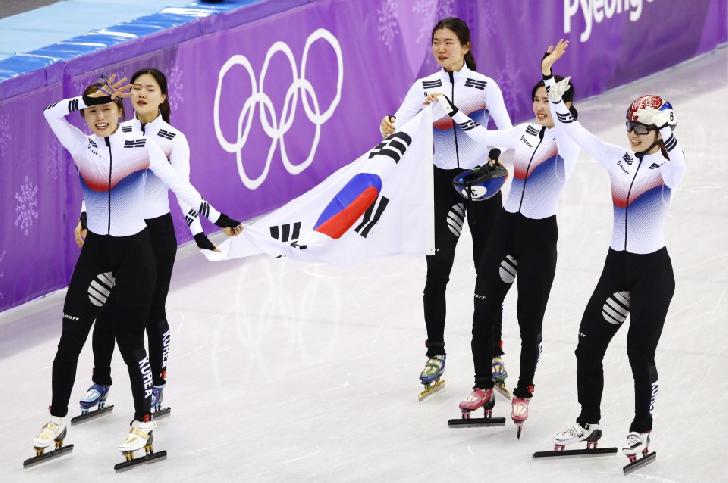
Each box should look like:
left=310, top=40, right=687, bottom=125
left=448, top=71, right=460, bottom=168
left=105, top=137, right=112, bottom=235
left=518, top=127, right=546, bottom=212
left=623, top=156, right=644, bottom=251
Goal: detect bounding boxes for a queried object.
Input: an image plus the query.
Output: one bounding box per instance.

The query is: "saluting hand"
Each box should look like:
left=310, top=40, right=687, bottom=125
left=89, top=73, right=132, bottom=100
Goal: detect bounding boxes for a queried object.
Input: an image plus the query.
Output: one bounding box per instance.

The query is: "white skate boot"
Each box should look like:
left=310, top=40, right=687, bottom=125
left=24, top=416, right=75, bottom=467
left=115, top=419, right=167, bottom=471
left=622, top=431, right=656, bottom=473
left=32, top=416, right=67, bottom=451
left=532, top=422, right=617, bottom=458
left=553, top=422, right=602, bottom=450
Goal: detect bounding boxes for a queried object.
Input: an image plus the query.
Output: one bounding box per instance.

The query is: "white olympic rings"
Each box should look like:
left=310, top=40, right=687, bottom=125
left=213, top=28, right=344, bottom=190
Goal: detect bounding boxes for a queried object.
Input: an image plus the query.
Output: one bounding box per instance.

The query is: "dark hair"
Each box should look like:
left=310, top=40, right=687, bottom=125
left=531, top=75, right=578, bottom=119
left=131, top=67, right=171, bottom=123
left=431, top=17, right=476, bottom=70
left=82, top=83, right=125, bottom=118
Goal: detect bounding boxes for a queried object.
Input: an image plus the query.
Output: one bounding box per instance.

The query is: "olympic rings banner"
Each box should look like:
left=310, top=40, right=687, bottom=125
left=0, top=0, right=725, bottom=311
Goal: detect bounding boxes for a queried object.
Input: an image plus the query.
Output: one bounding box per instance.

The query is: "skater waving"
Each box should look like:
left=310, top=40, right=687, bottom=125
left=425, top=55, right=581, bottom=437
left=544, top=40, right=686, bottom=472
left=380, top=17, right=512, bottom=400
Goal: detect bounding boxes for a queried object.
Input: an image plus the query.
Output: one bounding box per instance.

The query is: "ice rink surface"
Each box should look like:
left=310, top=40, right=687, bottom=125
left=1, top=47, right=726, bottom=482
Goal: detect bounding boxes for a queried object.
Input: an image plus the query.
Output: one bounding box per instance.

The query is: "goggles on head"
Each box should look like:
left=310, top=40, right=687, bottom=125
left=625, top=121, right=654, bottom=135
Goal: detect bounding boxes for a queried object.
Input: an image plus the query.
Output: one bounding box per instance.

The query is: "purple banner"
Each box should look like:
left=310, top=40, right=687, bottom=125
left=1, top=0, right=726, bottom=311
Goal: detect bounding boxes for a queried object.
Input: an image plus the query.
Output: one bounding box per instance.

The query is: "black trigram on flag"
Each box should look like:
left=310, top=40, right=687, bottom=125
left=121, top=126, right=133, bottom=133
left=355, top=196, right=390, bottom=238
left=368, top=132, right=412, bottom=164
left=525, top=125, right=540, bottom=137
left=270, top=221, right=307, bottom=250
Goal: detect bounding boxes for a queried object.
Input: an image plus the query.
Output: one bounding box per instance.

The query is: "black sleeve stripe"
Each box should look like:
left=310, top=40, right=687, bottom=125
left=556, top=112, right=574, bottom=124
left=199, top=201, right=210, bottom=218
left=45, top=102, right=58, bottom=110
left=664, top=136, right=677, bottom=152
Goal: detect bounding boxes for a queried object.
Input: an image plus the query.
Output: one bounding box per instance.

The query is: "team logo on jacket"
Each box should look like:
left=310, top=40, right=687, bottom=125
left=213, top=28, right=344, bottom=190
left=124, top=139, right=146, bottom=149
left=464, top=78, right=486, bottom=90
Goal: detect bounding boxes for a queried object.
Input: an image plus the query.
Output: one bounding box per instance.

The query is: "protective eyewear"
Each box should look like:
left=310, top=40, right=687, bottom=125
left=625, top=121, right=653, bottom=135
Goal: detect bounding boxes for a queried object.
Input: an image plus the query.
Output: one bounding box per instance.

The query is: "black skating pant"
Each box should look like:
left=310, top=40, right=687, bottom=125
left=91, top=213, right=177, bottom=388
left=472, top=211, right=558, bottom=398
left=50, top=230, right=155, bottom=422
left=576, top=248, right=674, bottom=433
left=424, top=166, right=502, bottom=358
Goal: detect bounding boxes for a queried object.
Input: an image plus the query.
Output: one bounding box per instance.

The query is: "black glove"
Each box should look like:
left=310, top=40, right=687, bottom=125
left=214, top=213, right=241, bottom=228
left=488, top=148, right=502, bottom=165
left=194, top=233, right=216, bottom=251
left=79, top=211, right=88, bottom=230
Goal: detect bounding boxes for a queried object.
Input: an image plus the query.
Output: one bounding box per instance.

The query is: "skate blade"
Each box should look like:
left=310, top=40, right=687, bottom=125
left=516, top=423, right=523, bottom=440
left=493, top=382, right=511, bottom=400
left=448, top=416, right=506, bottom=428
left=623, top=451, right=656, bottom=474
left=533, top=447, right=618, bottom=458
left=71, top=404, right=114, bottom=425
left=114, top=450, right=167, bottom=472
left=153, top=407, right=172, bottom=419
left=418, top=379, right=445, bottom=402
left=23, top=444, right=74, bottom=468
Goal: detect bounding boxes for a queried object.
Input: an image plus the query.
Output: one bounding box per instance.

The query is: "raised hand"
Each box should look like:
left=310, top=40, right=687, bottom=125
left=542, top=39, right=569, bottom=76
left=548, top=76, right=572, bottom=103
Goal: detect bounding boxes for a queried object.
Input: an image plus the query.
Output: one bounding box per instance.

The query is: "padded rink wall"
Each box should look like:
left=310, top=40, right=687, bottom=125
left=0, top=0, right=725, bottom=312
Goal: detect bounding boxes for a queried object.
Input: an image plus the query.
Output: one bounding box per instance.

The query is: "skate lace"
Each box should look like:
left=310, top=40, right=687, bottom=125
left=423, top=357, right=444, bottom=375
left=464, top=389, right=487, bottom=402
left=562, top=425, right=583, bottom=439
left=39, top=422, right=59, bottom=439
left=626, top=433, right=642, bottom=446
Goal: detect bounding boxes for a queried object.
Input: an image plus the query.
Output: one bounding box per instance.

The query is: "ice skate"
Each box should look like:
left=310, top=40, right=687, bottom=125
left=448, top=388, right=505, bottom=427
left=418, top=355, right=446, bottom=401
left=532, top=422, right=617, bottom=458
left=24, top=416, right=74, bottom=467
left=622, top=432, right=656, bottom=474
left=115, top=419, right=166, bottom=471
left=72, top=383, right=113, bottom=425
left=151, top=384, right=171, bottom=419
left=491, top=356, right=511, bottom=399
left=511, top=397, right=530, bottom=439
